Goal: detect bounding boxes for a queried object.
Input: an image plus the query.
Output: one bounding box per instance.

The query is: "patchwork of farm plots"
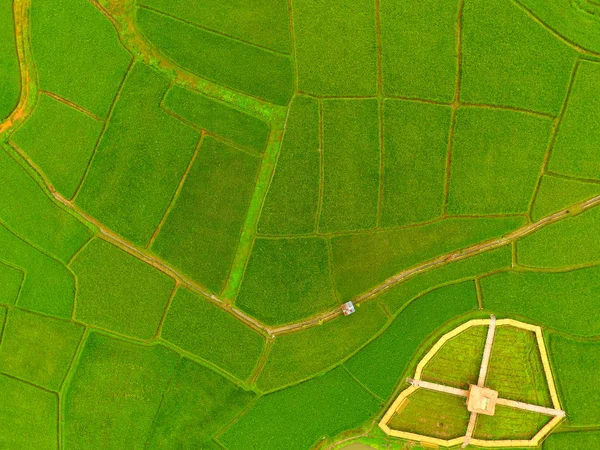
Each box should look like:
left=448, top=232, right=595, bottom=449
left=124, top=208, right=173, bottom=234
left=1, top=0, right=600, bottom=448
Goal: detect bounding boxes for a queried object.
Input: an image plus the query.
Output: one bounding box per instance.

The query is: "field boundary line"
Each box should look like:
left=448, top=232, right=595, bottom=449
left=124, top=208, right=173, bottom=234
left=342, top=364, right=385, bottom=403
left=38, top=90, right=103, bottom=121
left=546, top=170, right=600, bottom=185
left=248, top=336, right=273, bottom=385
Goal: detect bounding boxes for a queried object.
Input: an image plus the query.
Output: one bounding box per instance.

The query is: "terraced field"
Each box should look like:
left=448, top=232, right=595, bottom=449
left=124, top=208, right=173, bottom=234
left=1, top=0, right=600, bottom=448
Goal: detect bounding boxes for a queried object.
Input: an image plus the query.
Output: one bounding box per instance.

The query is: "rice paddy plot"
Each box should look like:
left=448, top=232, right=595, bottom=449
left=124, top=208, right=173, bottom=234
left=381, top=0, right=458, bottom=102
left=292, top=0, right=377, bottom=96
left=544, top=430, right=600, bottom=449
left=63, top=333, right=180, bottom=449
left=70, top=238, right=175, bottom=340
left=10, top=93, right=103, bottom=199
left=549, top=335, right=600, bottom=426
left=256, top=301, right=389, bottom=392
left=30, top=0, right=132, bottom=118
left=162, top=85, right=270, bottom=156
left=319, top=99, right=380, bottom=232
left=345, top=281, right=478, bottom=400
left=258, top=95, right=320, bottom=235
left=137, top=0, right=291, bottom=53
left=146, top=358, right=256, bottom=449
left=548, top=60, right=600, bottom=181
left=530, top=175, right=600, bottom=222
left=460, top=0, right=577, bottom=116
left=0, top=308, right=83, bottom=391
left=0, top=0, right=20, bottom=120
left=517, top=205, right=600, bottom=267
left=218, top=366, right=380, bottom=450
left=0, top=146, right=93, bottom=263
left=160, top=287, right=265, bottom=381
left=381, top=100, right=451, bottom=227
left=136, top=7, right=293, bottom=105
left=447, top=107, right=553, bottom=215
left=0, top=262, right=23, bottom=306
left=75, top=62, right=200, bottom=246
left=481, top=267, right=600, bottom=336
left=0, top=374, right=57, bottom=450
left=473, top=405, right=551, bottom=440
left=331, top=216, right=525, bottom=301
left=151, top=136, right=260, bottom=294
left=236, top=237, right=337, bottom=326
left=0, top=224, right=75, bottom=319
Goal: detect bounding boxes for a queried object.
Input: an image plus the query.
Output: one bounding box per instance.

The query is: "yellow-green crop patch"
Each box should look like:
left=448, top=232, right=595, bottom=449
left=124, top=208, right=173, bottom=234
left=151, top=136, right=260, bottom=294
left=0, top=309, right=83, bottom=391
left=0, top=262, right=23, bottom=306
left=473, top=405, right=551, bottom=440
left=381, top=100, right=451, bottom=227
left=70, top=238, right=175, bottom=340
left=258, top=95, right=320, bottom=235
left=75, top=62, right=200, bottom=246
left=531, top=175, right=600, bottom=222
left=0, top=0, right=20, bottom=120
left=11, top=93, right=103, bottom=199
left=447, top=107, right=552, bottom=215
left=160, top=287, right=265, bottom=381
left=30, top=0, right=132, bottom=118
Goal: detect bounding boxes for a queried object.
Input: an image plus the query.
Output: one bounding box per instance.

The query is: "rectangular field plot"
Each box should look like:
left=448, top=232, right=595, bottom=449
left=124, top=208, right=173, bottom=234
left=381, top=0, right=458, bottom=102
left=549, top=336, right=600, bottom=426
left=447, top=107, right=552, bottom=215
left=162, top=85, right=270, bottom=156
left=0, top=146, right=93, bottom=263
left=388, top=389, right=470, bottom=439
left=0, top=309, right=83, bottom=391
left=30, top=0, right=132, bottom=118
left=160, top=287, right=265, bottom=381
left=485, top=327, right=552, bottom=407
left=1, top=224, right=75, bottom=319
left=293, top=0, right=377, bottom=96
left=481, top=267, right=600, bottom=337
left=151, top=136, right=260, bottom=294
left=0, top=0, right=20, bottom=120
left=137, top=0, right=291, bottom=53
left=0, top=262, right=23, bottom=306
left=319, top=99, right=379, bottom=232
left=331, top=216, right=524, bottom=301
left=345, top=281, right=478, bottom=400
left=75, top=62, right=200, bottom=246
left=258, top=95, right=320, bottom=235
left=460, top=0, right=577, bottom=116
left=219, top=367, right=380, bottom=450
left=11, top=93, right=103, bottom=199
left=544, top=430, right=600, bottom=449
left=235, top=237, right=337, bottom=326
left=381, top=100, right=451, bottom=226
left=70, top=238, right=175, bottom=341
left=136, top=7, right=293, bottom=105
left=146, top=358, right=256, bottom=449
left=63, top=333, right=179, bottom=449
left=517, top=206, right=600, bottom=268
left=0, top=374, right=57, bottom=450
left=256, top=301, right=388, bottom=392
left=473, top=405, right=551, bottom=440
left=548, top=60, right=600, bottom=181
left=531, top=175, right=600, bottom=222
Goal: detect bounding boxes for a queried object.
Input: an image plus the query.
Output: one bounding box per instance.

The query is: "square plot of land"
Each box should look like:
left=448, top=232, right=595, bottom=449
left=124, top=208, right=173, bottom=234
left=467, top=385, right=498, bottom=416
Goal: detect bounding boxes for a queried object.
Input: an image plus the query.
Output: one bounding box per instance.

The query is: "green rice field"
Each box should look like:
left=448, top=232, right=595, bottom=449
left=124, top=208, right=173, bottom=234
left=1, top=0, right=600, bottom=447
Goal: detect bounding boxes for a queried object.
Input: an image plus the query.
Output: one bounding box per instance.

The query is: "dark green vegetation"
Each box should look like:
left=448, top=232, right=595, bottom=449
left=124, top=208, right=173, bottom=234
left=30, top=0, right=132, bottom=117
left=10, top=93, right=103, bottom=199
left=236, top=237, right=337, bottom=325
left=136, top=7, right=293, bottom=105
left=381, top=100, right=451, bottom=226
left=421, top=326, right=486, bottom=389
left=162, top=85, right=270, bottom=156
left=75, top=62, right=200, bottom=246
left=70, top=238, right=175, bottom=340
left=448, top=107, right=552, bottom=214
left=258, top=95, right=320, bottom=235
left=0, top=0, right=19, bottom=120
left=549, top=60, right=600, bottom=181
left=549, top=335, right=600, bottom=426
left=473, top=405, right=550, bottom=440
left=219, top=367, right=380, bottom=450
left=160, top=287, right=265, bottom=381
left=388, top=389, right=470, bottom=439
left=482, top=267, right=600, bottom=336
left=151, top=137, right=260, bottom=294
